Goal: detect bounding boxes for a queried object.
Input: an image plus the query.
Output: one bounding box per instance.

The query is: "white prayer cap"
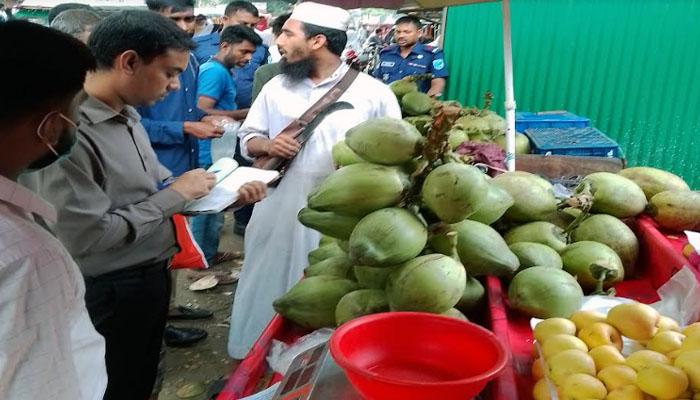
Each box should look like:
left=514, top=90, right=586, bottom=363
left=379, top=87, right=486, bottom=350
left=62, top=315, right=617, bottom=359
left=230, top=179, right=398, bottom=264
left=290, top=2, right=350, bottom=32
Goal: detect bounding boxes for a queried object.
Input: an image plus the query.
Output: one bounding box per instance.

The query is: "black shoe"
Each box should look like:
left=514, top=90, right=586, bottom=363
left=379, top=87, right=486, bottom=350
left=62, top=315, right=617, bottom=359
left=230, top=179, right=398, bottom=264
left=164, top=326, right=208, bottom=347
left=233, top=222, right=246, bottom=236
left=167, top=305, right=213, bottom=320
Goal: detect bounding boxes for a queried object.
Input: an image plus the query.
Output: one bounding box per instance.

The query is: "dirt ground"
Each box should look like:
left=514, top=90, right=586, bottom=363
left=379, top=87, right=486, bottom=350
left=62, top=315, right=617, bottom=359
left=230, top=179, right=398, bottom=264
left=159, top=215, right=247, bottom=400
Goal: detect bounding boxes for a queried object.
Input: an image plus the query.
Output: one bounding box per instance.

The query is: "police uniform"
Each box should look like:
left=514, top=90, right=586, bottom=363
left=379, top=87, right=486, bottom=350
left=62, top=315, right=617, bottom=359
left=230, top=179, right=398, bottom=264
left=373, top=42, right=449, bottom=93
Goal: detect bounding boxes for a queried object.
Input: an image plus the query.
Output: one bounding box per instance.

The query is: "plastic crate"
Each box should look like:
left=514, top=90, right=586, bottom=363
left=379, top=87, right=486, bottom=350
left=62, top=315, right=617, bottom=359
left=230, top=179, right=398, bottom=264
left=487, top=215, right=700, bottom=400
left=515, top=111, right=590, bottom=132
left=524, top=127, right=621, bottom=158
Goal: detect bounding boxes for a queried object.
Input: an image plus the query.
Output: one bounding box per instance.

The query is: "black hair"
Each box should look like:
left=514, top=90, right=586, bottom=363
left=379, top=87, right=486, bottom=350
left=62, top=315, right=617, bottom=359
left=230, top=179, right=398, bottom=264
left=50, top=9, right=102, bottom=37
left=220, top=24, right=262, bottom=47
left=88, top=10, right=196, bottom=69
left=271, top=12, right=290, bottom=37
left=374, top=28, right=381, bottom=34
left=48, top=2, right=96, bottom=24
left=146, top=0, right=194, bottom=13
left=224, top=1, right=258, bottom=18
left=301, top=22, right=347, bottom=57
left=395, top=15, right=422, bottom=29
left=0, top=21, right=96, bottom=125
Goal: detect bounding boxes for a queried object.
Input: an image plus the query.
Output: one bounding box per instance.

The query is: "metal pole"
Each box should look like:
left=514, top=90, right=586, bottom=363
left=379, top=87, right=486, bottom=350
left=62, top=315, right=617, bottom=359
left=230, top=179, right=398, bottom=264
left=502, top=0, right=516, bottom=171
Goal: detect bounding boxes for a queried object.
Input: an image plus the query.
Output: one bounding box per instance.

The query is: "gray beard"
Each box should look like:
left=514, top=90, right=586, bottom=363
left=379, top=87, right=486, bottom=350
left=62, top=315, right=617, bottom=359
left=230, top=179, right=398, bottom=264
left=280, top=57, right=313, bottom=82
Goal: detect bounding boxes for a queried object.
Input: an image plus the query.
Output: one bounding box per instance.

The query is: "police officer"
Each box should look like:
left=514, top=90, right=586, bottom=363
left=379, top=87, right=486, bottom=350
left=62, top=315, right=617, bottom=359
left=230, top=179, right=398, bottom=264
left=373, top=15, right=448, bottom=98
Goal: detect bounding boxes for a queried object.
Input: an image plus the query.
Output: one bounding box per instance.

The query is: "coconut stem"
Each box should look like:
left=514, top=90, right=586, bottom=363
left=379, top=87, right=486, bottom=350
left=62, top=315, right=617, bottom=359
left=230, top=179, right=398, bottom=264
left=402, top=105, right=461, bottom=209
left=590, top=263, right=618, bottom=295
left=403, top=73, right=434, bottom=83
left=561, top=181, right=594, bottom=240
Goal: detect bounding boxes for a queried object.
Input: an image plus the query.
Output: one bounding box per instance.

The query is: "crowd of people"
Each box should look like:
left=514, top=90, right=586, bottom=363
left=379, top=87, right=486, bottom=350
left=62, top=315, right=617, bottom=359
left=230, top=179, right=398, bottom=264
left=0, top=1, right=449, bottom=399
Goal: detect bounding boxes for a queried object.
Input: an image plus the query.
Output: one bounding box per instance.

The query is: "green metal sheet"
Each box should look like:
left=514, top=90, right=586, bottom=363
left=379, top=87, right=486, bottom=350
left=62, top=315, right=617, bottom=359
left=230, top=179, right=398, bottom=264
left=443, top=0, right=700, bottom=188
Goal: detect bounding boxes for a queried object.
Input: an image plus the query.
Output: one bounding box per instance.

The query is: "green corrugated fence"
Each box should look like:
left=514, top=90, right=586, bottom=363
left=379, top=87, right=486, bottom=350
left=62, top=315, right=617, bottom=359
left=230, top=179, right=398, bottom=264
left=443, top=0, right=700, bottom=188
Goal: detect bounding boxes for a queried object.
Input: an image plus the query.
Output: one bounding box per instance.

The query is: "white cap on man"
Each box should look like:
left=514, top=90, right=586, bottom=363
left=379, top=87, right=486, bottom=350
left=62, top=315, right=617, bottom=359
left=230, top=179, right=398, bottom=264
left=290, top=1, right=350, bottom=32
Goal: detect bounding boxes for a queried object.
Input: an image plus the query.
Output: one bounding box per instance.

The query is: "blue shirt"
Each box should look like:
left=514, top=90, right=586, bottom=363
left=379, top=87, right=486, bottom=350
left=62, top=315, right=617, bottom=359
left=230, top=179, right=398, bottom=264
left=192, top=31, right=269, bottom=109
left=373, top=42, right=449, bottom=93
left=136, top=54, right=206, bottom=177
left=197, top=59, right=238, bottom=166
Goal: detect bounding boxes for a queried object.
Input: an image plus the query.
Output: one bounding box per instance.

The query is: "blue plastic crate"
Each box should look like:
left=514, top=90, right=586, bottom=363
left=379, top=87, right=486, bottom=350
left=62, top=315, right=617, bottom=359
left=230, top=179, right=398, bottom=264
left=524, top=127, right=621, bottom=158
left=515, top=111, right=590, bottom=132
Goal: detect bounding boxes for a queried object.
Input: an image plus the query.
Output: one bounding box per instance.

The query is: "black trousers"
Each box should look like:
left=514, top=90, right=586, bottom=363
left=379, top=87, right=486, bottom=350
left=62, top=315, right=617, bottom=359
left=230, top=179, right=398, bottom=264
left=84, top=260, right=171, bottom=400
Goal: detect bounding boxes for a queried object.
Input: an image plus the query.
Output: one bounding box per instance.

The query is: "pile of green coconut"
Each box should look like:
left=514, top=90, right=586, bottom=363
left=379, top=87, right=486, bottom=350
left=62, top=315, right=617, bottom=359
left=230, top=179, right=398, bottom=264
left=272, top=99, right=700, bottom=330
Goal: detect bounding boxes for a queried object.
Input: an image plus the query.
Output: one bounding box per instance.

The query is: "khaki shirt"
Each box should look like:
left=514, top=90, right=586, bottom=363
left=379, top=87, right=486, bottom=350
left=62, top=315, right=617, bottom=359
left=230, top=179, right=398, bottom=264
left=23, top=96, right=185, bottom=277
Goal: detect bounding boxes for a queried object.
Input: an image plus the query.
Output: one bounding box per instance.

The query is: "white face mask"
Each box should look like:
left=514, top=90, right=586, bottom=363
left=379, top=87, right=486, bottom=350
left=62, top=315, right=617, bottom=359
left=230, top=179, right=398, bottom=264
left=26, top=112, right=79, bottom=172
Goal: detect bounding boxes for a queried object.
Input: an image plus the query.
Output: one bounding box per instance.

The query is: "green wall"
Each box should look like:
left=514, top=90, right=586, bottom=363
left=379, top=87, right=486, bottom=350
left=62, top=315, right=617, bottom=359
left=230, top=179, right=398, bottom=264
left=443, top=0, right=700, bottom=188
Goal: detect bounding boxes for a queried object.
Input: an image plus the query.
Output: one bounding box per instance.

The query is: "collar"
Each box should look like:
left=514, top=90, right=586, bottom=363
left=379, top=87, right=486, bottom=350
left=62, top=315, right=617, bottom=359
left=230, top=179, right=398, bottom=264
left=390, top=42, right=424, bottom=56
left=81, top=95, right=141, bottom=125
left=0, top=174, right=57, bottom=223
left=310, top=62, right=350, bottom=88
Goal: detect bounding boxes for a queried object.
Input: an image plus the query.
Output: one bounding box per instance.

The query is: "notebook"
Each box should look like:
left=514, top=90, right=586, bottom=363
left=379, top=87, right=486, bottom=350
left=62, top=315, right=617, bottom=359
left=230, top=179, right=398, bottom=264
left=184, top=157, right=279, bottom=214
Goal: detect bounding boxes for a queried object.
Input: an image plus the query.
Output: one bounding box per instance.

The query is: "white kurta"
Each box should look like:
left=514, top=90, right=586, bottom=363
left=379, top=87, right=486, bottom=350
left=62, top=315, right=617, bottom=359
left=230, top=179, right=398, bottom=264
left=229, top=63, right=401, bottom=358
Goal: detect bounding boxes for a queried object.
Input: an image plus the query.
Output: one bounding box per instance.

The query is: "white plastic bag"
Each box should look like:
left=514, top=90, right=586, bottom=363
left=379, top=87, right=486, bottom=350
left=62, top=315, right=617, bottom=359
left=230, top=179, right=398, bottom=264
left=210, top=120, right=240, bottom=162
left=266, top=328, right=334, bottom=375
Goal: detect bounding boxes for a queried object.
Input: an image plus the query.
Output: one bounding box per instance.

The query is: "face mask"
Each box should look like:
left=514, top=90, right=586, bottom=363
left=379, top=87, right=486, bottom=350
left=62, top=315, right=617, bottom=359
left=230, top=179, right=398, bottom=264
left=26, top=112, right=79, bottom=172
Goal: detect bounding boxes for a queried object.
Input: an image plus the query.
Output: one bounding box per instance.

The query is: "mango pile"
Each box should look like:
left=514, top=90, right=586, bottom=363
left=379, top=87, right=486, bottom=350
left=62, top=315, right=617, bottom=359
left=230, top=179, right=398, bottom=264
left=272, top=102, right=699, bottom=330
left=532, top=303, right=700, bottom=400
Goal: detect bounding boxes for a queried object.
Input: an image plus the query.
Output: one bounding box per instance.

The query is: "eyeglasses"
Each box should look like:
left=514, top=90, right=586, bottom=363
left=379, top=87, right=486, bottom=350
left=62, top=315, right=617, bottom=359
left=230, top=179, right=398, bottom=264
left=170, top=15, right=196, bottom=23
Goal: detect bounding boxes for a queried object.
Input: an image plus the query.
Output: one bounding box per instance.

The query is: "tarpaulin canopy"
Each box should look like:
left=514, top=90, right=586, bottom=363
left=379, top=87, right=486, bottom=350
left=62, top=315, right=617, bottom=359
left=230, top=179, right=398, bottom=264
left=312, top=0, right=517, bottom=170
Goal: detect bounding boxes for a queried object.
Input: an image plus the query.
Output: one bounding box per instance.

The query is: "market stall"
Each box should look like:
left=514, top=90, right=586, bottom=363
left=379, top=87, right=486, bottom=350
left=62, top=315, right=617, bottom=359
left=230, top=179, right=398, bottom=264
left=214, top=2, right=700, bottom=399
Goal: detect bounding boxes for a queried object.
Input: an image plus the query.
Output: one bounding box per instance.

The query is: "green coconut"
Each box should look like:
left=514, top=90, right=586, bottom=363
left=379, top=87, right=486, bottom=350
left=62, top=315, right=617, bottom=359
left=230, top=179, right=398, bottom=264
left=619, top=167, right=690, bottom=200
left=385, top=254, right=466, bottom=313
left=273, top=276, right=359, bottom=329
left=348, top=208, right=427, bottom=267
left=331, top=140, right=365, bottom=167
left=455, top=276, right=486, bottom=314
left=345, top=118, right=423, bottom=165
left=468, top=182, right=515, bottom=225
left=493, top=132, right=531, bottom=154
left=647, top=190, right=700, bottom=231
left=570, top=214, right=639, bottom=277
left=307, top=163, right=409, bottom=217
left=335, top=289, right=390, bottom=326
left=509, top=242, right=564, bottom=274
left=298, top=208, right=360, bottom=240
left=560, top=241, right=625, bottom=293
left=491, top=171, right=558, bottom=222
left=576, top=172, right=647, bottom=218
left=504, top=222, right=568, bottom=253
left=447, top=128, right=469, bottom=149
left=403, top=115, right=433, bottom=135
left=483, top=111, right=506, bottom=135
left=304, top=256, right=354, bottom=279
left=390, top=79, right=418, bottom=100
left=441, top=308, right=469, bottom=321
left=401, top=92, right=433, bottom=116
left=454, top=114, right=494, bottom=140
left=508, top=267, right=584, bottom=319
left=308, top=242, right=347, bottom=265
left=353, top=264, right=397, bottom=289
left=429, top=220, right=520, bottom=276
left=421, top=163, right=489, bottom=223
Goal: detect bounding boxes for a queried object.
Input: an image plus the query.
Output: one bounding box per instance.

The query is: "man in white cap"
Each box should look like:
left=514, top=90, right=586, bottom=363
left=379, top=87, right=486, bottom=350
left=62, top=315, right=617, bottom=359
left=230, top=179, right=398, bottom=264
left=228, top=1, right=401, bottom=358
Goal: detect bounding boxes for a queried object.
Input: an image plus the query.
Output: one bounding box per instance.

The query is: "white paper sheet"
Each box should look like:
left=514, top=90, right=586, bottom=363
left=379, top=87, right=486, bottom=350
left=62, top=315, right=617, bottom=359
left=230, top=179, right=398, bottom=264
left=184, top=167, right=279, bottom=214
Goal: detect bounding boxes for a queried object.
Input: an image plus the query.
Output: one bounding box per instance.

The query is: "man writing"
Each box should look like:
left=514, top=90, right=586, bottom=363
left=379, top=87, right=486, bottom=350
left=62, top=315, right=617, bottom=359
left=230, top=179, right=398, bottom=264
left=0, top=21, right=106, bottom=400
left=228, top=2, right=401, bottom=359
left=26, top=11, right=266, bottom=399
left=191, top=25, right=261, bottom=269
left=373, top=15, right=449, bottom=98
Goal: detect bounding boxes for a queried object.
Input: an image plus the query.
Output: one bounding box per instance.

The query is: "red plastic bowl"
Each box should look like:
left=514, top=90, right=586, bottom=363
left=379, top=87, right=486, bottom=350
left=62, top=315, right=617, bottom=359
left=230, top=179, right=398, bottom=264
left=329, top=312, right=508, bottom=400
